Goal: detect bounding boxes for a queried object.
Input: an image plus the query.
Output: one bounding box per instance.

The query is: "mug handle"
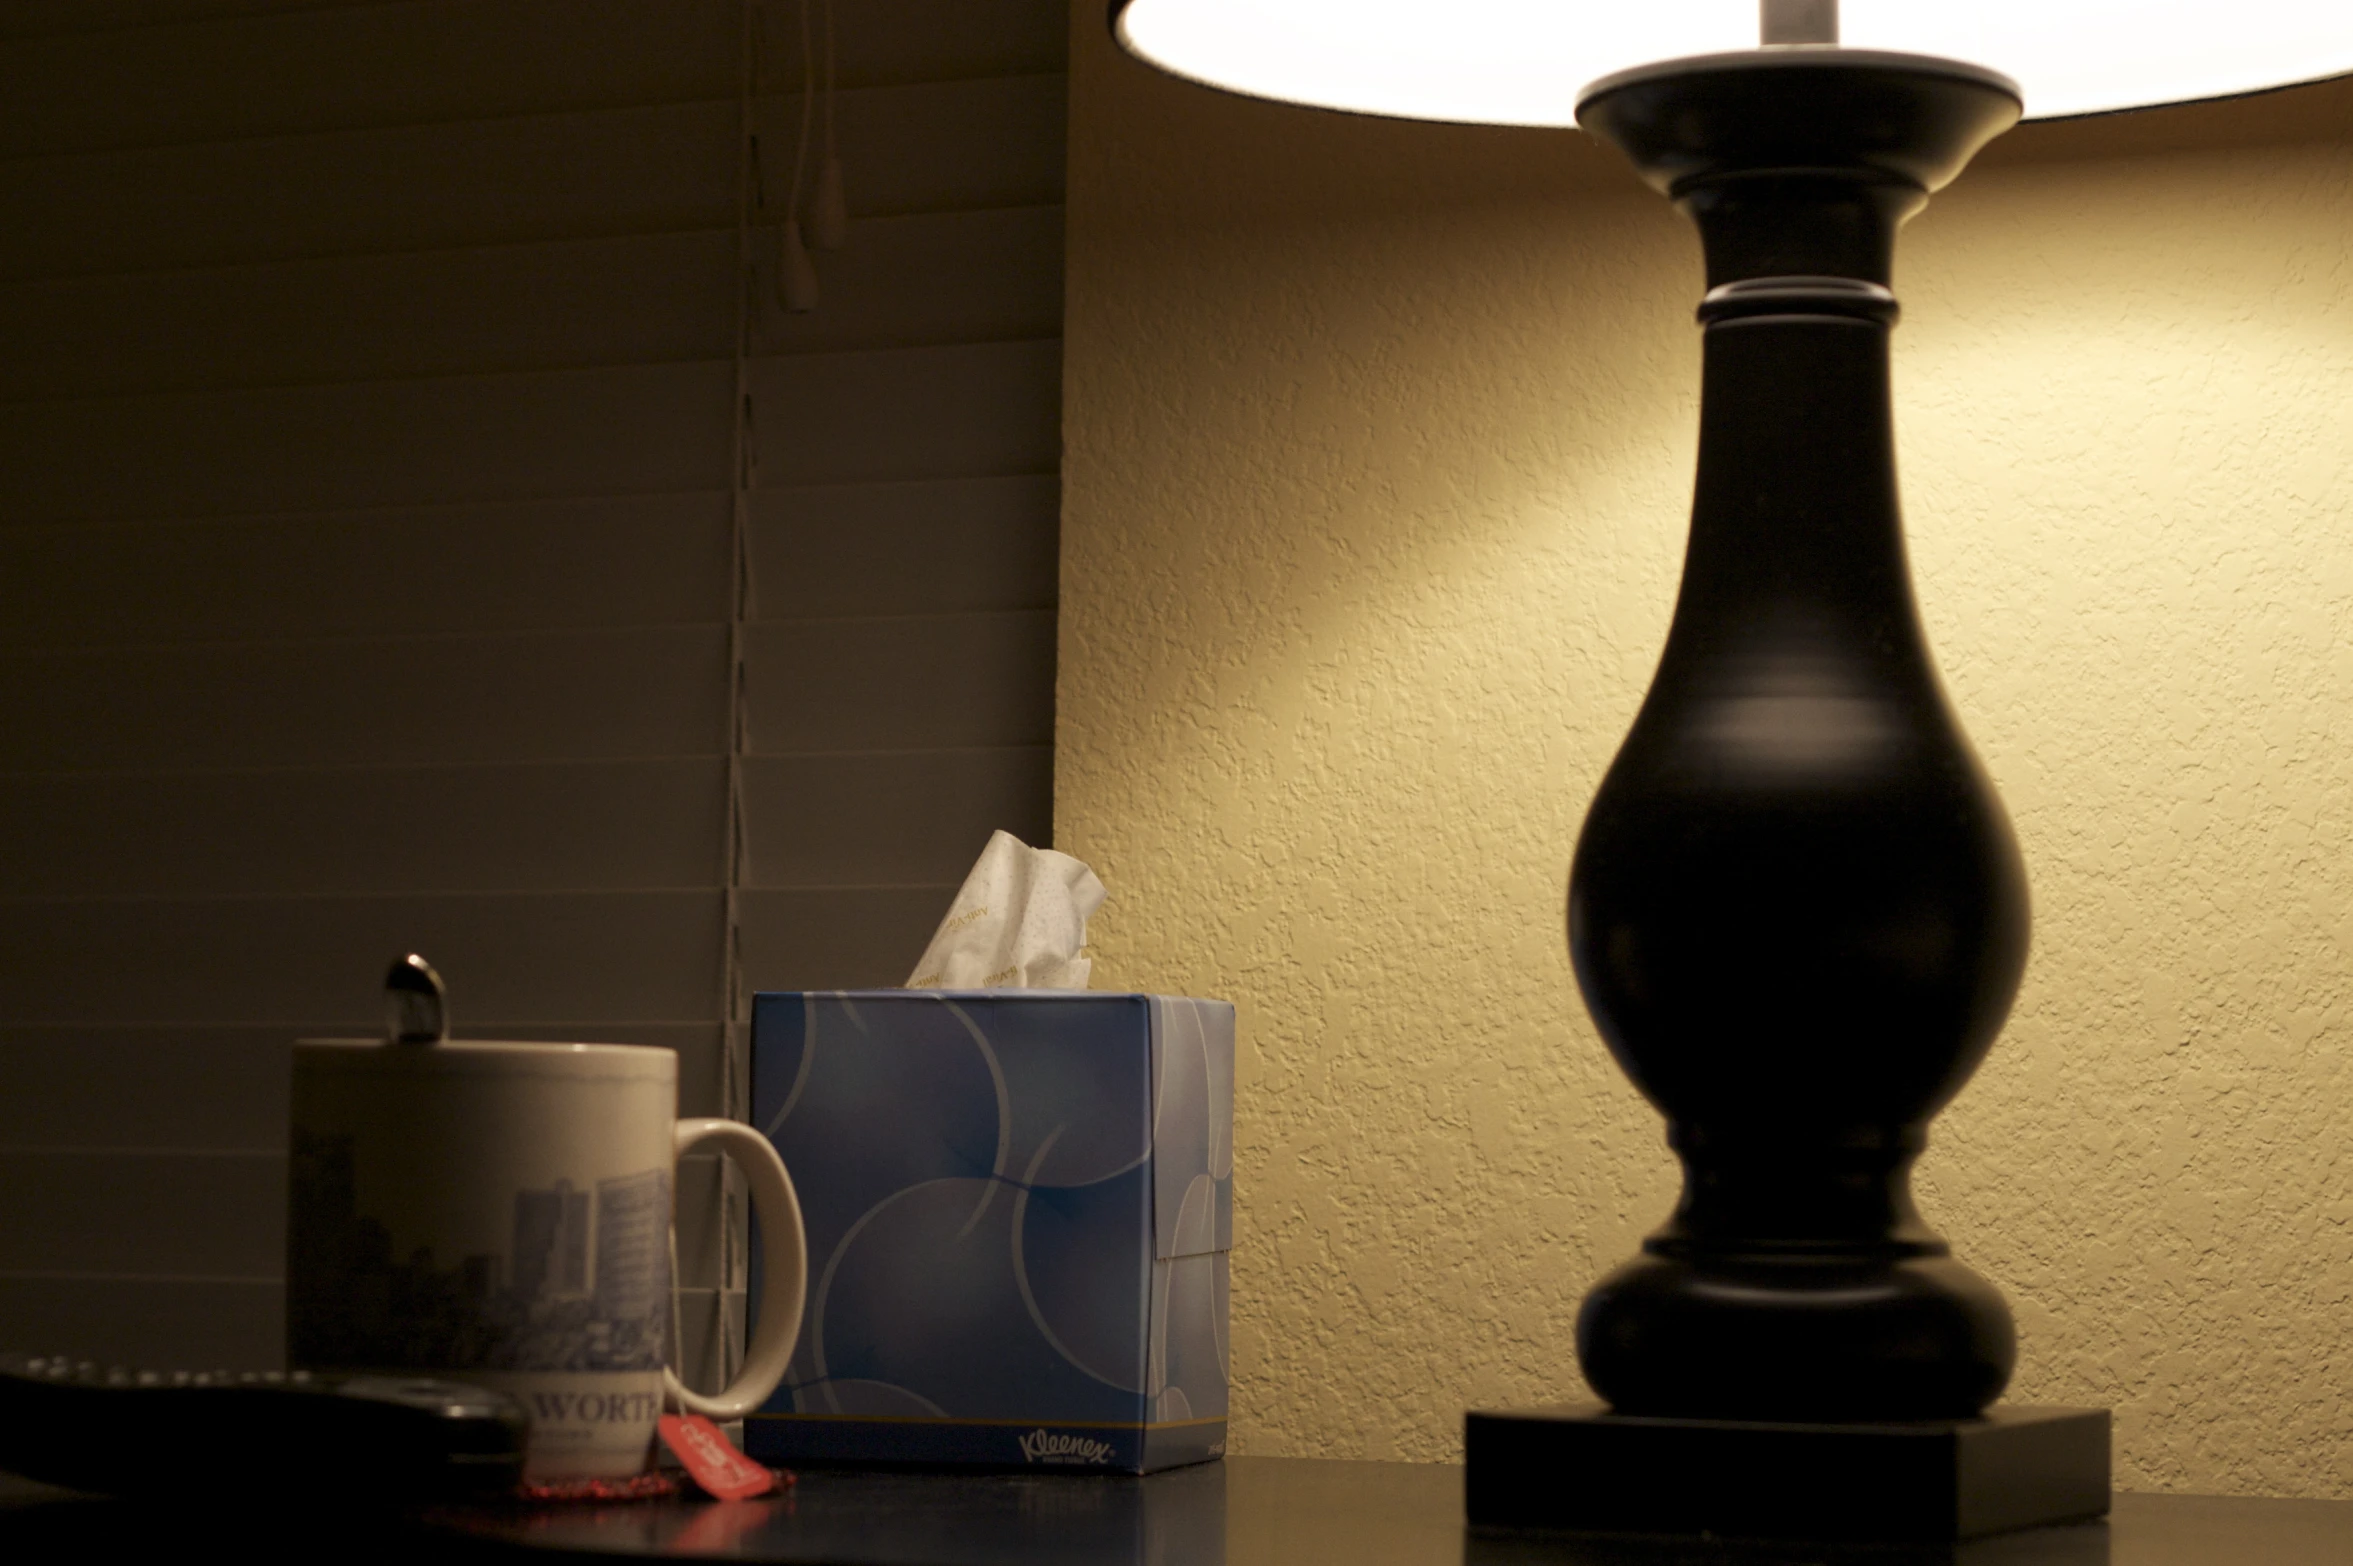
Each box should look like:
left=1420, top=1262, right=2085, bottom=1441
left=663, top=1117, right=808, bottom=1422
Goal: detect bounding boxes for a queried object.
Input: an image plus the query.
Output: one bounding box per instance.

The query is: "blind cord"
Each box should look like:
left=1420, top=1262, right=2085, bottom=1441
left=776, top=0, right=820, bottom=309
left=701, top=0, right=763, bottom=1403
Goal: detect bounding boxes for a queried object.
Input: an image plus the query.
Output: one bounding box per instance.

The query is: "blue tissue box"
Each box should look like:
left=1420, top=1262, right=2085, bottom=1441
left=746, top=990, right=1234, bottom=1473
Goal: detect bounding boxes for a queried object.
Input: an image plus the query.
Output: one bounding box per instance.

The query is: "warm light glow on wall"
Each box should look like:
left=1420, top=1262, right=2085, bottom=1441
left=1066, top=2, right=2353, bottom=1494
left=1115, top=0, right=2353, bottom=123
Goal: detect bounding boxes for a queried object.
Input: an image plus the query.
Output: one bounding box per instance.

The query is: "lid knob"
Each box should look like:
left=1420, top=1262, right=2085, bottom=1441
left=385, top=954, right=449, bottom=1045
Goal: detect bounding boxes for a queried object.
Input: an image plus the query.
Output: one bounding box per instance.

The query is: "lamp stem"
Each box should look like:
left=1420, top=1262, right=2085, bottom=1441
left=1761, top=0, right=1838, bottom=46
left=1570, top=52, right=2026, bottom=1422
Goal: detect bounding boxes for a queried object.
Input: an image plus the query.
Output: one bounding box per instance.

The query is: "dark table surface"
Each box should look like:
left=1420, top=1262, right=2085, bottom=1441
left=7, top=1458, right=2353, bottom=1563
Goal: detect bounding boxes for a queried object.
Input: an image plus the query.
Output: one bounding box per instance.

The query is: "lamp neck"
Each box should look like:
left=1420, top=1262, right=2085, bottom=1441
left=1674, top=278, right=1913, bottom=647
left=1683, top=174, right=1919, bottom=288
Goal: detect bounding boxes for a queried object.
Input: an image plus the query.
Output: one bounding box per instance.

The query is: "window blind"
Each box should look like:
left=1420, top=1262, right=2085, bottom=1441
left=0, top=0, right=1064, bottom=1374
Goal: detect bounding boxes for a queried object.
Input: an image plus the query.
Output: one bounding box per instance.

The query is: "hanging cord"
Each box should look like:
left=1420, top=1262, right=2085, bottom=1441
left=812, top=0, right=847, bottom=249
left=672, top=0, right=760, bottom=1409
left=727, top=8, right=759, bottom=1142
left=775, top=0, right=821, bottom=310
left=692, top=0, right=762, bottom=1406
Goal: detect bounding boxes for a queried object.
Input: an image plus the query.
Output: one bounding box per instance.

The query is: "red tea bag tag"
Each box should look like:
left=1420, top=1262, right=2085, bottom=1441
left=658, top=1414, right=777, bottom=1500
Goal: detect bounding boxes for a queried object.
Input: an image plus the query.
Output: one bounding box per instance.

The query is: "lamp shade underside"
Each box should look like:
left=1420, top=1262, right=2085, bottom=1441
left=1112, top=0, right=2353, bottom=124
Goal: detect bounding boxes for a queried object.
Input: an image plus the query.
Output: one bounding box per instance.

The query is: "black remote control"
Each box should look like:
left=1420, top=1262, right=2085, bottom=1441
left=0, top=1352, right=527, bottom=1501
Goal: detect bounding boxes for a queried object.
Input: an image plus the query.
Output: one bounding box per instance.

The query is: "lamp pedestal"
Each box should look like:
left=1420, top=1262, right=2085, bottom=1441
left=1464, top=1404, right=2110, bottom=1544
left=1465, top=51, right=2108, bottom=1541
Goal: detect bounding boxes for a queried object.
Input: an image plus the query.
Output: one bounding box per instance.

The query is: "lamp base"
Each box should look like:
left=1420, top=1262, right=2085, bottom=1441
left=1464, top=1404, right=2109, bottom=1545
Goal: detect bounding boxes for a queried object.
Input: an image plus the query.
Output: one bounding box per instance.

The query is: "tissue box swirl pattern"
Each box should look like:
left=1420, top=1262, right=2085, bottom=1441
left=746, top=991, right=1233, bottom=1473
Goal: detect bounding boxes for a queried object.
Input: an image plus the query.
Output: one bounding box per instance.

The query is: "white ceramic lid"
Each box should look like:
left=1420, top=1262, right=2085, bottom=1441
left=293, top=1037, right=677, bottom=1080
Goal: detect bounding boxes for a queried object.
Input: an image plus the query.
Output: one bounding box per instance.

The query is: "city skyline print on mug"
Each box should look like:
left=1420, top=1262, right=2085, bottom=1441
left=289, top=1131, right=674, bottom=1380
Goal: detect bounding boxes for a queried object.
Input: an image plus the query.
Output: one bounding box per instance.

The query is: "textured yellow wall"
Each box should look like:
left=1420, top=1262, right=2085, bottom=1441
left=1058, top=15, right=2353, bottom=1496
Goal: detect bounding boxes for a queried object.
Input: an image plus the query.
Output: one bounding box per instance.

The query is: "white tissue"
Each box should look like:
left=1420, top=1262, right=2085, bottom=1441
left=906, top=830, right=1107, bottom=989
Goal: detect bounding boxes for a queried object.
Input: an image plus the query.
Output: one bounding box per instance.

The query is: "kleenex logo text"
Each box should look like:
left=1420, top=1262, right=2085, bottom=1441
left=1019, top=1429, right=1114, bottom=1465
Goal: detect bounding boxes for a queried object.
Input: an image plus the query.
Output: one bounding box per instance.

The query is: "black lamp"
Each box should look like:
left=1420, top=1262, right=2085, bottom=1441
left=1111, top=0, right=2353, bottom=1545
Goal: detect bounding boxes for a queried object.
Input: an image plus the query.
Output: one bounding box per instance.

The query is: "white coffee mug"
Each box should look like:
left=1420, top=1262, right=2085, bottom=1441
left=288, top=1038, right=805, bottom=1481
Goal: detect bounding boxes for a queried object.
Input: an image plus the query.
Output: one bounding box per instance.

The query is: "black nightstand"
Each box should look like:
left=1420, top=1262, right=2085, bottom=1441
left=8, top=1456, right=2350, bottom=1563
